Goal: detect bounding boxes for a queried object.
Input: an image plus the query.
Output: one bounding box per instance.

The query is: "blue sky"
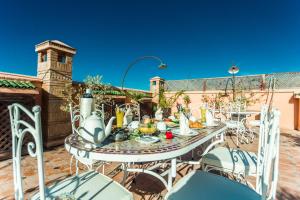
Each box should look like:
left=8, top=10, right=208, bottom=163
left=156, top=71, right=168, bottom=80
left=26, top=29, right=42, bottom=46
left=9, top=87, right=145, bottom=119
left=0, top=0, right=299, bottom=90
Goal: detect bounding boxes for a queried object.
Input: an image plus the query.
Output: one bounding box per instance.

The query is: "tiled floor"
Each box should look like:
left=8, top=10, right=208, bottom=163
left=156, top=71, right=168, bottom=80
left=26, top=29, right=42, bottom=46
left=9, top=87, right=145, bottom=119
left=0, top=129, right=300, bottom=200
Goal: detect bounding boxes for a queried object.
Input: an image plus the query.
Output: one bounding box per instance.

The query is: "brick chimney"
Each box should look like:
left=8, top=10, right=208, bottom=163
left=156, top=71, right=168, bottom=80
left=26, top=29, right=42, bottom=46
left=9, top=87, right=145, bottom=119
left=35, top=40, right=76, bottom=147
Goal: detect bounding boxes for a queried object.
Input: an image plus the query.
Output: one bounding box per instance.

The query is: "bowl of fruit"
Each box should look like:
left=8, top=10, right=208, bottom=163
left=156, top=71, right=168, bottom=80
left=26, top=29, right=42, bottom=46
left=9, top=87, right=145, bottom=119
left=139, top=123, right=157, bottom=135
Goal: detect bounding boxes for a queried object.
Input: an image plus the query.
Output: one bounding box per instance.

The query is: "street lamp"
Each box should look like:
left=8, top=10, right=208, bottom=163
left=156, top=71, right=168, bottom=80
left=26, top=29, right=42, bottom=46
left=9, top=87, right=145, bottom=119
left=224, top=65, right=240, bottom=101
left=121, top=56, right=167, bottom=90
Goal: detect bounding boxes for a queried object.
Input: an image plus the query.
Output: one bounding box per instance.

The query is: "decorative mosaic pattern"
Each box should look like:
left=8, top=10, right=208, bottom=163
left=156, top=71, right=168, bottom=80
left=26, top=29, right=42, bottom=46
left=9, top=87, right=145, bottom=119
left=65, top=123, right=226, bottom=155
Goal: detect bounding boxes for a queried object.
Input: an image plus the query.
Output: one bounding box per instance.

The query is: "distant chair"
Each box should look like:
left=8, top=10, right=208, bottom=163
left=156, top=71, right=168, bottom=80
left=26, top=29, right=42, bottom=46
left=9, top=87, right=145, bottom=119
left=199, top=106, right=273, bottom=185
left=165, top=106, right=280, bottom=200
left=69, top=103, right=108, bottom=175
left=9, top=103, right=133, bottom=200
left=225, top=102, right=248, bottom=146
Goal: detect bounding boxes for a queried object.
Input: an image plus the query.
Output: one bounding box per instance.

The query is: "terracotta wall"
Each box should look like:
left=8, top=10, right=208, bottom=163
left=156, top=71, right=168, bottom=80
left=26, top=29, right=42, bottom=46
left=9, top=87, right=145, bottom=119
left=165, top=89, right=298, bottom=130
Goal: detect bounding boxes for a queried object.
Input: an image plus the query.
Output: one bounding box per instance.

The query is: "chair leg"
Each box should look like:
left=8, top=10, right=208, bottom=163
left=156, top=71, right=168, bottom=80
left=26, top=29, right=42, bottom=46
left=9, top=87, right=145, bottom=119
left=191, top=149, right=194, bottom=160
left=236, top=128, right=239, bottom=147
left=75, top=159, right=79, bottom=175
left=102, top=164, right=105, bottom=174
left=121, top=163, right=128, bottom=186
left=69, top=155, right=74, bottom=175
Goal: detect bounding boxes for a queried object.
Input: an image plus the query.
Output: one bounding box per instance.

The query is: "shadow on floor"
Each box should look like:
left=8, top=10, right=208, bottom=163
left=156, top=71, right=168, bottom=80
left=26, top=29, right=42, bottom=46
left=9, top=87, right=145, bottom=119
left=128, top=173, right=165, bottom=200
left=281, top=132, right=300, bottom=147
left=277, top=187, right=300, bottom=200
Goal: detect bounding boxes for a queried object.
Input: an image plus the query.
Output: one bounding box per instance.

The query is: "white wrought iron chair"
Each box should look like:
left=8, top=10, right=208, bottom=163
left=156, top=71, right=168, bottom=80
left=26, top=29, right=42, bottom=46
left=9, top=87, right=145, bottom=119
left=199, top=106, right=268, bottom=185
left=248, top=119, right=261, bottom=138
left=165, top=106, right=280, bottom=200
left=8, top=103, right=133, bottom=200
left=224, top=102, right=248, bottom=146
left=68, top=103, right=108, bottom=175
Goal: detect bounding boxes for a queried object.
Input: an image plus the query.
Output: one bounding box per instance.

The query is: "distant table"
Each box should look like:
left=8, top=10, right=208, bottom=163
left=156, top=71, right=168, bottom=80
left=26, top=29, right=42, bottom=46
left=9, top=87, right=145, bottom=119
left=65, top=122, right=226, bottom=190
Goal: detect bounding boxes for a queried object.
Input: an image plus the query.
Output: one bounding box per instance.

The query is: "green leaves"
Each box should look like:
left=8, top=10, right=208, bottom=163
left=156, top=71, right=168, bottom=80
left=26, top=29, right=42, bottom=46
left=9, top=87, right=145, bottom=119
left=158, top=88, right=184, bottom=109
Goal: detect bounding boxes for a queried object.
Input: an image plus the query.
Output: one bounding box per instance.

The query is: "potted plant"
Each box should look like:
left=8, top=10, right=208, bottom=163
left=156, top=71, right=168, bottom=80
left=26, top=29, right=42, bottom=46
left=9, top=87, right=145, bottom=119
left=183, top=94, right=191, bottom=113
left=157, top=88, right=184, bottom=117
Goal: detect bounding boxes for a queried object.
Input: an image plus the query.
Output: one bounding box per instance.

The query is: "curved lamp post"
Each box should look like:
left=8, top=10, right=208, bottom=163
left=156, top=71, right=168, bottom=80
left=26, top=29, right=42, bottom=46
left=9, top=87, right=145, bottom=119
left=121, top=56, right=167, bottom=90
left=224, top=65, right=240, bottom=101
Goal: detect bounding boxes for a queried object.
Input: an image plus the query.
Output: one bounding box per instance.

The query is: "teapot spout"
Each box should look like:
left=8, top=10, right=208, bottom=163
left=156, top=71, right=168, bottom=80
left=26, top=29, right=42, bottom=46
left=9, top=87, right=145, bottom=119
left=105, top=117, right=116, bottom=137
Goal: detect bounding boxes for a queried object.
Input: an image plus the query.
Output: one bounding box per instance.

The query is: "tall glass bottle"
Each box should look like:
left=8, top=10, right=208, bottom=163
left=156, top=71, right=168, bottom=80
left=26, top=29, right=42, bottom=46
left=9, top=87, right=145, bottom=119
left=80, top=89, right=94, bottom=126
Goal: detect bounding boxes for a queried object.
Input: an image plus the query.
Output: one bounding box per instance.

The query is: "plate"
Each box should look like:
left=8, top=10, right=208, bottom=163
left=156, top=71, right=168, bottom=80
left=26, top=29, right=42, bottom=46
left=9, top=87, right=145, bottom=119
left=190, top=127, right=205, bottom=130
left=206, top=122, right=219, bottom=127
left=135, top=136, right=160, bottom=144
left=165, top=121, right=179, bottom=128
left=171, top=128, right=199, bottom=136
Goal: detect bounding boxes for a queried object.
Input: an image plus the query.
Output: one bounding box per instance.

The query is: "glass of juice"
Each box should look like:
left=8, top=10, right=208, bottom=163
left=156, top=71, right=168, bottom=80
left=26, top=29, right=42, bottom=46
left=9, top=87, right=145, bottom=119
left=200, top=107, right=206, bottom=123
left=116, top=109, right=124, bottom=128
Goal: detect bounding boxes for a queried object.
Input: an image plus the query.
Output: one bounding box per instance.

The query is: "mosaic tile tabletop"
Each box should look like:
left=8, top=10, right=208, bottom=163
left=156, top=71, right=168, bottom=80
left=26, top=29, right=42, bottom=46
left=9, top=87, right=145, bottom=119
left=65, top=122, right=226, bottom=156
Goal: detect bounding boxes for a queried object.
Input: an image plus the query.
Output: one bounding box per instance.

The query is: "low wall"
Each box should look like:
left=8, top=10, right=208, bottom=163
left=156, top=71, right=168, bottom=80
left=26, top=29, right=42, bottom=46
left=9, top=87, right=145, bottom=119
left=165, top=89, right=298, bottom=130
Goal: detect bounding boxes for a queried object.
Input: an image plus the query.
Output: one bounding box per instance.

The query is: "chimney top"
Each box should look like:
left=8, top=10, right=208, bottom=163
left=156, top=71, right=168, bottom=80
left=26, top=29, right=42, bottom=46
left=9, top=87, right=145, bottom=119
left=35, top=40, right=76, bottom=54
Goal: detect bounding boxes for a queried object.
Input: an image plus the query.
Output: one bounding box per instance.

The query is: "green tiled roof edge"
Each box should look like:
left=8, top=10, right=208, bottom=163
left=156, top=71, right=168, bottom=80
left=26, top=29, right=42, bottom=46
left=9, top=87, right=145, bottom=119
left=0, top=79, right=36, bottom=89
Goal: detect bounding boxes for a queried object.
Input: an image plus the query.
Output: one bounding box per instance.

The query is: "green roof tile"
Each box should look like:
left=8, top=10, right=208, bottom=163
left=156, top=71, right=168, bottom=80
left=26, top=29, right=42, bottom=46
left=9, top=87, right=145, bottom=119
left=0, top=79, right=36, bottom=89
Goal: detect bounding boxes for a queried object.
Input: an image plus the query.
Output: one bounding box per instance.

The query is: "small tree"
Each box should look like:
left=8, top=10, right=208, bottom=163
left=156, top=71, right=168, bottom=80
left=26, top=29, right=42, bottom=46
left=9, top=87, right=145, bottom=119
left=157, top=88, right=184, bottom=116
left=183, top=94, right=191, bottom=108
left=60, top=75, right=114, bottom=112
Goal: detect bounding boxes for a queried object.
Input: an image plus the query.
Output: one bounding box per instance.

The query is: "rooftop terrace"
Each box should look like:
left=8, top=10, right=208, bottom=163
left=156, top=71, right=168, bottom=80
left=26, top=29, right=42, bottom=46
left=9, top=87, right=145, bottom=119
left=1, top=132, right=299, bottom=200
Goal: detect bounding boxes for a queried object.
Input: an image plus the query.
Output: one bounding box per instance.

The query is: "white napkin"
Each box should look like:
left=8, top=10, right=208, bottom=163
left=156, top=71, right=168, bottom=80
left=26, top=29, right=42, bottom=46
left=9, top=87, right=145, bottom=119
left=155, top=107, right=163, bottom=121
left=123, top=107, right=133, bottom=126
left=180, top=112, right=192, bottom=134
left=205, top=110, right=214, bottom=126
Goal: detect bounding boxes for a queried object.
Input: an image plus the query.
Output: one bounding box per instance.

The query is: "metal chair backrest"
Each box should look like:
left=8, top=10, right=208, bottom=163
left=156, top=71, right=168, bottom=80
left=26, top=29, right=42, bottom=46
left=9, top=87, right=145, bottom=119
left=8, top=103, right=46, bottom=200
left=256, top=105, right=280, bottom=200
left=69, top=103, right=81, bottom=135
left=228, top=102, right=242, bottom=122
left=69, top=103, right=105, bottom=135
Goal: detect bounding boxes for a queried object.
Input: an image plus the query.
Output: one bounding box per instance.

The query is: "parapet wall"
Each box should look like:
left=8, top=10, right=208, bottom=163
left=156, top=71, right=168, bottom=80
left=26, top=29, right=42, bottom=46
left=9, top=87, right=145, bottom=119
left=165, top=89, right=299, bottom=130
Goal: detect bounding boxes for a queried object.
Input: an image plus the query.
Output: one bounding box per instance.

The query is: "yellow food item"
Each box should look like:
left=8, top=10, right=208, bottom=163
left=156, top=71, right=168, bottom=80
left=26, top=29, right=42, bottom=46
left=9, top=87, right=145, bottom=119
left=139, top=127, right=156, bottom=134
left=189, top=121, right=204, bottom=129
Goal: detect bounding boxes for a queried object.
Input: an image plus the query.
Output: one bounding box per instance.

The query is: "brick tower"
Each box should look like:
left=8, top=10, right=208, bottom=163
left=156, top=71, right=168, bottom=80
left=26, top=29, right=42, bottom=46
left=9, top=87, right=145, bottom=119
left=35, top=40, right=76, bottom=147
left=150, top=76, right=165, bottom=104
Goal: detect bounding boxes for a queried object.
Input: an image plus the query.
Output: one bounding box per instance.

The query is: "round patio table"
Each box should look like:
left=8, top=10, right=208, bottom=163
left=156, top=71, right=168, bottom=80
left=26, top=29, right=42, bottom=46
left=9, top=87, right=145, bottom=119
left=65, top=122, right=226, bottom=190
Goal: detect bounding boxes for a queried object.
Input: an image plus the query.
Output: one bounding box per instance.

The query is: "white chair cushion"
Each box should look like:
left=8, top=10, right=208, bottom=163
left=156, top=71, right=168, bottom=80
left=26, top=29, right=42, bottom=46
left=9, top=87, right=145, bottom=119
left=225, top=120, right=244, bottom=129
left=249, top=120, right=260, bottom=127
left=202, top=146, right=257, bottom=175
left=31, top=171, right=133, bottom=200
left=165, top=171, right=260, bottom=200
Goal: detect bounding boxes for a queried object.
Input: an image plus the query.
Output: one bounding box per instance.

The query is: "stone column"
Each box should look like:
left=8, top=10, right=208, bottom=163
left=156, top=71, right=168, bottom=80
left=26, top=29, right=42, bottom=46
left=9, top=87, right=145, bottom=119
left=35, top=40, right=76, bottom=147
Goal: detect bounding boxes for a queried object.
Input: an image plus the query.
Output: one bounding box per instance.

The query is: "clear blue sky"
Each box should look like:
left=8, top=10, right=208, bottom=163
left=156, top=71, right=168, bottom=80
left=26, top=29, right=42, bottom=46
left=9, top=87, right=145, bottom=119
left=0, top=0, right=299, bottom=90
